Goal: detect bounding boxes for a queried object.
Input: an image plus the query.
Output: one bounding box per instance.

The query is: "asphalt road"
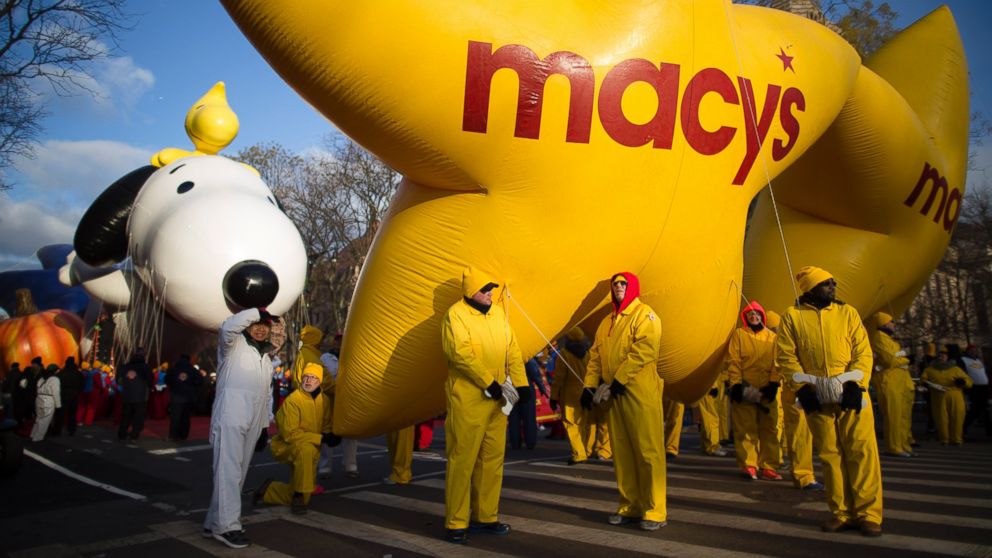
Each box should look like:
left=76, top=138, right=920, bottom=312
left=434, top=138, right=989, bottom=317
left=3, top=416, right=991, bottom=557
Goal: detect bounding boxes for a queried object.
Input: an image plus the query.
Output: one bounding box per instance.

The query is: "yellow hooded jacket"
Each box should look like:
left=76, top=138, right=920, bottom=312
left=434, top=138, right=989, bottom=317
left=441, top=268, right=527, bottom=392
left=583, top=298, right=662, bottom=388
left=776, top=302, right=872, bottom=389
left=292, top=325, right=326, bottom=391
left=552, top=328, right=589, bottom=405
left=271, top=363, right=333, bottom=459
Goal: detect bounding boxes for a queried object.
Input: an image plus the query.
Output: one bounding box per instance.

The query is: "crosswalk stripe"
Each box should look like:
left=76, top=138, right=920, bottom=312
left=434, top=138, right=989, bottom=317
left=532, top=460, right=722, bottom=485
left=880, top=489, right=992, bottom=508
left=270, top=506, right=515, bottom=557
left=792, top=502, right=992, bottom=530
left=409, top=479, right=992, bottom=558
left=877, top=465, right=989, bottom=478
left=502, top=468, right=760, bottom=504
left=149, top=519, right=288, bottom=557
left=342, top=490, right=768, bottom=558
left=879, top=475, right=991, bottom=490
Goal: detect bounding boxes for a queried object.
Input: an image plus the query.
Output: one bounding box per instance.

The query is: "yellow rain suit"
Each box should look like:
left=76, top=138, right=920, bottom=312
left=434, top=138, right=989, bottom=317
left=264, top=363, right=333, bottom=506
left=386, top=425, right=415, bottom=483
left=695, top=378, right=724, bottom=454
left=441, top=267, right=526, bottom=530
left=777, top=297, right=882, bottom=525
left=866, top=313, right=916, bottom=454
left=292, top=326, right=326, bottom=391
left=584, top=272, right=665, bottom=523
left=780, top=380, right=817, bottom=488
left=663, top=397, right=684, bottom=456
left=921, top=362, right=972, bottom=444
left=552, top=327, right=594, bottom=462
left=727, top=302, right=781, bottom=471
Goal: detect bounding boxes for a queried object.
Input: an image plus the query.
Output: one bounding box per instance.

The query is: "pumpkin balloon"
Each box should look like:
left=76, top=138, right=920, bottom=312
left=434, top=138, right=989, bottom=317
left=0, top=289, right=83, bottom=377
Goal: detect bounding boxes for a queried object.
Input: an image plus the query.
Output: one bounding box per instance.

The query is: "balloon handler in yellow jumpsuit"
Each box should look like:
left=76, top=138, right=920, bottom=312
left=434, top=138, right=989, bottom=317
left=253, top=363, right=338, bottom=515
left=727, top=301, right=782, bottom=481
left=921, top=348, right=972, bottom=445
left=777, top=266, right=883, bottom=538
left=866, top=312, right=917, bottom=457
left=582, top=272, right=665, bottom=531
left=441, top=267, right=528, bottom=545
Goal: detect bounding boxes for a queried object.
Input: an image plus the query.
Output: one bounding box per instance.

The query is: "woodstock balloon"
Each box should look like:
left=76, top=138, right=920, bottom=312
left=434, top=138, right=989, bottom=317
left=61, top=82, right=307, bottom=362
left=222, top=0, right=968, bottom=436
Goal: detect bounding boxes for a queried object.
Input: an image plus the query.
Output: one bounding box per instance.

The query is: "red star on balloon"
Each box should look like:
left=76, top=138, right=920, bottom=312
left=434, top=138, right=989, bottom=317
left=777, top=47, right=795, bottom=73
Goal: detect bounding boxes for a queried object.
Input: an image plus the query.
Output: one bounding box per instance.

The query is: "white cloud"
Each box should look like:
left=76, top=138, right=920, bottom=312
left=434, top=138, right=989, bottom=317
left=34, top=52, right=155, bottom=118
left=10, top=139, right=152, bottom=202
left=0, top=197, right=80, bottom=259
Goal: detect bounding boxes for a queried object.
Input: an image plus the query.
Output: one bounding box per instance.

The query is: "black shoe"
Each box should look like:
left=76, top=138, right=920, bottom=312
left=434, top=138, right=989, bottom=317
left=567, top=458, right=586, bottom=466
left=290, top=494, right=307, bottom=515
left=252, top=478, right=274, bottom=507
left=213, top=530, right=251, bottom=549
left=665, top=453, right=677, bottom=462
left=468, top=521, right=511, bottom=535
left=444, top=528, right=468, bottom=544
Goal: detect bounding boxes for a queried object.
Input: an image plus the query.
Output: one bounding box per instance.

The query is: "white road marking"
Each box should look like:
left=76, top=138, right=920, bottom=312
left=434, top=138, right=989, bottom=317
left=148, top=444, right=212, bottom=455
left=24, top=449, right=146, bottom=501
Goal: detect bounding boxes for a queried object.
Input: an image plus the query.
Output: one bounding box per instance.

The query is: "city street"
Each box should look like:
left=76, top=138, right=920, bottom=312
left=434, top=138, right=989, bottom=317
left=3, top=417, right=990, bottom=557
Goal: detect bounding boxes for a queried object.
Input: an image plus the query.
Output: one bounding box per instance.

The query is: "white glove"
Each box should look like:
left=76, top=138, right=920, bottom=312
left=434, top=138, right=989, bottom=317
left=742, top=384, right=762, bottom=404
left=592, top=383, right=612, bottom=405
left=18, top=379, right=27, bottom=389
left=501, top=377, right=520, bottom=406
left=793, top=370, right=866, bottom=407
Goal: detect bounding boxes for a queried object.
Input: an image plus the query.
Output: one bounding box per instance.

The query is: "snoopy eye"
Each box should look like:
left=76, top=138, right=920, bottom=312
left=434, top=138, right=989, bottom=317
left=177, top=181, right=194, bottom=194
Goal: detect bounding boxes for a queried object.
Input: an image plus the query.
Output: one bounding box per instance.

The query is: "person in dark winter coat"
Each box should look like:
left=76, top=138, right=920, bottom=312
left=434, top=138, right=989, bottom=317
left=117, top=348, right=154, bottom=441
left=52, top=357, right=84, bottom=436
left=2, top=362, right=22, bottom=421
left=166, top=354, right=202, bottom=440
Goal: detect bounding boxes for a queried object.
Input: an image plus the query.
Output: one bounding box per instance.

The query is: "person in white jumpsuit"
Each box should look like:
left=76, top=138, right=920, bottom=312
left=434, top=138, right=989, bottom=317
left=204, top=308, right=278, bottom=549
left=31, top=365, right=61, bottom=442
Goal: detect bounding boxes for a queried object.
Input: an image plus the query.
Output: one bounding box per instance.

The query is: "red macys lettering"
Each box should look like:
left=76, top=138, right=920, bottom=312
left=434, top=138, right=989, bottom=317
left=462, top=41, right=805, bottom=186
left=903, top=162, right=960, bottom=233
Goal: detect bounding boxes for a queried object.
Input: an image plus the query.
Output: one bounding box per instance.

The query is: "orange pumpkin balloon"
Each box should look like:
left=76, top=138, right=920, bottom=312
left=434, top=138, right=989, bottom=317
left=0, top=310, right=83, bottom=378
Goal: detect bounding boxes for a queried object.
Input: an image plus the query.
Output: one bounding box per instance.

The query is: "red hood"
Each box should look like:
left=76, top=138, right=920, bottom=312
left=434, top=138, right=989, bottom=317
left=612, top=272, right=640, bottom=314
left=740, top=300, right=766, bottom=326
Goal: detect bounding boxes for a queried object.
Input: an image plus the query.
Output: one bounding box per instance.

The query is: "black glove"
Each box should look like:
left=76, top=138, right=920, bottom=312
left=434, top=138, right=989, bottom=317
left=760, top=381, right=780, bottom=402
left=796, top=384, right=821, bottom=413
left=609, top=378, right=627, bottom=397
left=839, top=381, right=864, bottom=413
left=954, top=378, right=967, bottom=387
left=549, top=399, right=559, bottom=411
left=708, top=387, right=719, bottom=398
left=254, top=429, right=268, bottom=452
left=322, top=432, right=342, bottom=447
left=729, top=383, right=744, bottom=403
left=516, top=385, right=533, bottom=404
left=485, top=381, right=502, bottom=400
left=580, top=388, right=594, bottom=410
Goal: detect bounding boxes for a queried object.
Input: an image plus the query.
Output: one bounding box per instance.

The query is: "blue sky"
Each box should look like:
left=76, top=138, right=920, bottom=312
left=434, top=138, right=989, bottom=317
left=0, top=0, right=989, bottom=269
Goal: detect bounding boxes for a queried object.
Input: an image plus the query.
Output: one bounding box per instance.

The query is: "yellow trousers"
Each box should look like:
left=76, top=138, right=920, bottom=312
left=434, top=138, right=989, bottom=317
left=561, top=401, right=592, bottom=461
left=663, top=398, right=684, bottom=456
left=444, top=401, right=507, bottom=529
left=781, top=385, right=816, bottom=488
left=264, top=442, right=319, bottom=505
left=608, top=381, right=666, bottom=522
left=591, top=405, right=612, bottom=459
left=731, top=395, right=782, bottom=470
left=875, top=368, right=915, bottom=453
left=931, top=389, right=966, bottom=444
left=719, top=390, right=730, bottom=441
left=696, top=390, right=722, bottom=453
left=807, top=400, right=883, bottom=524
left=387, top=426, right=414, bottom=483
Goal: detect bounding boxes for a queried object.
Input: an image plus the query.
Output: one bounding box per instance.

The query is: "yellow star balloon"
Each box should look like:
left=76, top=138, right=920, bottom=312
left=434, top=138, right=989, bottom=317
left=223, top=0, right=968, bottom=436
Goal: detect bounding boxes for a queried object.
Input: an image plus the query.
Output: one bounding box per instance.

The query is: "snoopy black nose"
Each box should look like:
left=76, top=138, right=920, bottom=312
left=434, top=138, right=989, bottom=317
left=224, top=260, right=279, bottom=309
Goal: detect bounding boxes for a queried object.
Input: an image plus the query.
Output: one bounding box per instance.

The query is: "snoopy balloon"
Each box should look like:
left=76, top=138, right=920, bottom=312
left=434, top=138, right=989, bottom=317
left=62, top=82, right=307, bottom=358
left=223, top=1, right=969, bottom=436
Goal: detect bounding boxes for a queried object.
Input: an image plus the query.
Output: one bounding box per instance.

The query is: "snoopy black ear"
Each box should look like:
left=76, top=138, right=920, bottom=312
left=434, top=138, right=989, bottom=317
left=74, top=165, right=158, bottom=266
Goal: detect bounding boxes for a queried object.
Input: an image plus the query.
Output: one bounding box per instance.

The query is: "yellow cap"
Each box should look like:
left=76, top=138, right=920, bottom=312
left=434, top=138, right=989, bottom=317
left=795, top=266, right=834, bottom=293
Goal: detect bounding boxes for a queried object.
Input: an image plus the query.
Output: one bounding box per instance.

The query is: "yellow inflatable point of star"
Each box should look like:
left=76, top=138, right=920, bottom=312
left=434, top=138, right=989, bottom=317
left=222, top=1, right=968, bottom=436
left=743, top=6, right=968, bottom=321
